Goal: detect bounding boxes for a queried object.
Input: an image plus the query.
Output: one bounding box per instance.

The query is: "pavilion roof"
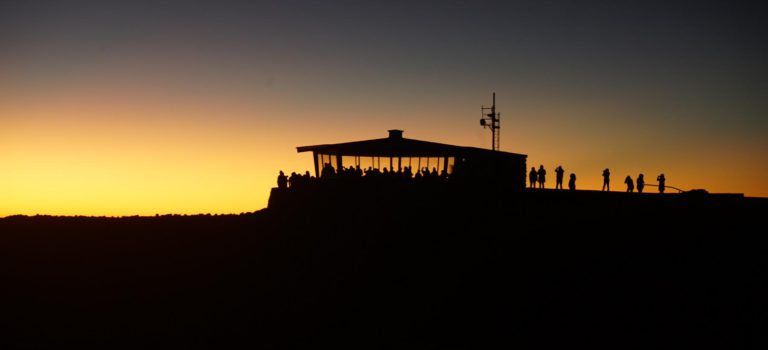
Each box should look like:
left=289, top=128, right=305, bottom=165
left=297, top=130, right=526, bottom=159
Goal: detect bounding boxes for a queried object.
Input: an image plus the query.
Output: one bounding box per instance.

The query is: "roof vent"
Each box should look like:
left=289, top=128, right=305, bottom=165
left=388, top=129, right=403, bottom=139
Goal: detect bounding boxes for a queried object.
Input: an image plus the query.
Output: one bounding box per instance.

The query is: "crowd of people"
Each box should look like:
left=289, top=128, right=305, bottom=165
left=276, top=170, right=314, bottom=190
left=277, top=163, right=450, bottom=190
left=529, top=165, right=669, bottom=193
left=529, top=165, right=576, bottom=191
left=279, top=163, right=671, bottom=193
left=320, top=163, right=449, bottom=181
left=617, top=171, right=666, bottom=193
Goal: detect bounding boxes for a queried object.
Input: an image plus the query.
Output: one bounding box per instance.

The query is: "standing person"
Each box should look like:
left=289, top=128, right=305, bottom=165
left=602, top=168, right=611, bottom=191
left=529, top=167, right=537, bottom=189
left=288, top=172, right=298, bottom=188
left=657, top=173, right=666, bottom=193
left=537, top=165, right=546, bottom=189
left=568, top=173, right=576, bottom=191
left=555, top=166, right=565, bottom=190
left=277, top=171, right=288, bottom=189
left=624, top=175, right=635, bottom=192
left=637, top=174, right=645, bottom=193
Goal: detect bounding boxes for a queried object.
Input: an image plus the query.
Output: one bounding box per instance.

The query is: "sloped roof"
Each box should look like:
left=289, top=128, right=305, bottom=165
left=297, top=131, right=526, bottom=158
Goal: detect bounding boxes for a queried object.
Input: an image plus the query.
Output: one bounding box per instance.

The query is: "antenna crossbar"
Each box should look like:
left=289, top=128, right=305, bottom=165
left=480, top=92, right=501, bottom=151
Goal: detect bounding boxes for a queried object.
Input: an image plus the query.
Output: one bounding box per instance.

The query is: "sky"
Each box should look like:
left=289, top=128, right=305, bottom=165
left=1, top=0, right=767, bottom=216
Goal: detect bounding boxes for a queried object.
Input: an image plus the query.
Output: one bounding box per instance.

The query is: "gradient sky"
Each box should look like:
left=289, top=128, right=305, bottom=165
left=2, top=0, right=767, bottom=216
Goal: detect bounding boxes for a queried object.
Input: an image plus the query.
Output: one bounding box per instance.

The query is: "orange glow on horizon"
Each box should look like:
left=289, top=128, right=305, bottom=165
left=3, top=1, right=768, bottom=217
left=2, top=85, right=767, bottom=217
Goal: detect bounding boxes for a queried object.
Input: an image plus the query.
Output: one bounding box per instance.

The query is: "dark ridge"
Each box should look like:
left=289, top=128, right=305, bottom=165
left=1, top=188, right=765, bottom=348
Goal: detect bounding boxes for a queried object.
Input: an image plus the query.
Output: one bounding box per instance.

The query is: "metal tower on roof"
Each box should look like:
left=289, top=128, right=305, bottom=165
left=480, top=92, right=500, bottom=151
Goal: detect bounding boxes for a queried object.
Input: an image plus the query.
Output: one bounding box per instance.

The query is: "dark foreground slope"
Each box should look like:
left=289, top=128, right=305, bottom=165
left=1, top=188, right=766, bottom=348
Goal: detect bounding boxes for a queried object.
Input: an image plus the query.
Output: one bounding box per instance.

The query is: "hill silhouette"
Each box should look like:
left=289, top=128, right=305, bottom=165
left=1, top=188, right=766, bottom=348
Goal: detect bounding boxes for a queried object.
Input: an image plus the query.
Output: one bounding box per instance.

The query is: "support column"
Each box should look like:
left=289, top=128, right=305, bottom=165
left=443, top=157, right=448, bottom=174
left=313, top=151, right=320, bottom=177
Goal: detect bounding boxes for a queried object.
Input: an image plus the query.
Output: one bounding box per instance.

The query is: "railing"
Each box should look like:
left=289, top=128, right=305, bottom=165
left=642, top=183, right=685, bottom=193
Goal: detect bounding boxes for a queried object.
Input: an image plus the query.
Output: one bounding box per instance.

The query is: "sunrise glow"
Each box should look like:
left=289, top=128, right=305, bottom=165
left=2, top=2, right=766, bottom=216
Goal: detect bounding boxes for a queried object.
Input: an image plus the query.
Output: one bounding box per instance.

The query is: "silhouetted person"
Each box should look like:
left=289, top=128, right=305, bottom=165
left=624, top=175, right=634, bottom=192
left=637, top=174, right=645, bottom=193
left=555, top=166, right=564, bottom=190
left=529, top=167, right=537, bottom=188
left=657, top=173, right=666, bottom=193
left=537, top=165, right=546, bottom=189
left=288, top=172, right=298, bottom=188
left=602, top=168, right=610, bottom=191
left=568, top=173, right=576, bottom=191
left=321, top=163, right=336, bottom=178
left=277, top=171, right=288, bottom=189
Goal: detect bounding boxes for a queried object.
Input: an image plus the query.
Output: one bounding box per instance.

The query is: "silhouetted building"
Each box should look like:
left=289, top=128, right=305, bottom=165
left=296, top=130, right=527, bottom=189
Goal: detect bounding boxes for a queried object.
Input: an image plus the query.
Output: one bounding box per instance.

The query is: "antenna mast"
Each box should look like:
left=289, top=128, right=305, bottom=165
left=480, top=92, right=500, bottom=151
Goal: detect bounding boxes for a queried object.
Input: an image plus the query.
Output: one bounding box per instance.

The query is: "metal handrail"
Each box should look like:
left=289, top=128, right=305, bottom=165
left=642, top=183, right=685, bottom=193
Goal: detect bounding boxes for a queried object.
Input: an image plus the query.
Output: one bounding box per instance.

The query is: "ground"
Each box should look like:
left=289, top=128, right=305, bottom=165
left=1, top=188, right=765, bottom=348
